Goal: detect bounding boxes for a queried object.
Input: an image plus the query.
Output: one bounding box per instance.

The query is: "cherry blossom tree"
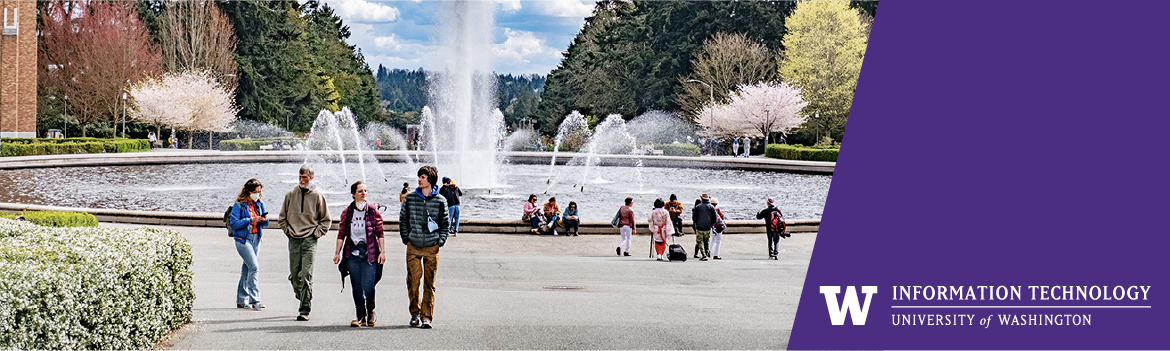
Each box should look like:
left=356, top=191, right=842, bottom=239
left=129, top=71, right=238, bottom=148
left=697, top=81, right=809, bottom=144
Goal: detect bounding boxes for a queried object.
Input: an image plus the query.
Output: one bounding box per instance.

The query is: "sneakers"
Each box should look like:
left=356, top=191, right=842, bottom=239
left=410, top=314, right=421, bottom=327
left=351, top=318, right=364, bottom=327
left=700, top=257, right=708, bottom=261
left=769, top=255, right=778, bottom=260
left=297, top=314, right=310, bottom=321
left=420, top=319, right=432, bottom=329
left=236, top=304, right=247, bottom=309
left=366, top=311, right=377, bottom=327
left=623, top=252, right=630, bottom=256
left=552, top=229, right=558, bottom=236
left=531, top=229, right=538, bottom=234
left=713, top=256, right=721, bottom=260
left=251, top=303, right=265, bottom=310
left=616, top=247, right=621, bottom=256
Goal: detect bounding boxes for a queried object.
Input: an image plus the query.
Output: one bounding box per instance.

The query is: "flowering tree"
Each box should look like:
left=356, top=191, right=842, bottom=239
left=697, top=81, right=809, bottom=144
left=38, top=0, right=162, bottom=137
left=130, top=71, right=238, bottom=148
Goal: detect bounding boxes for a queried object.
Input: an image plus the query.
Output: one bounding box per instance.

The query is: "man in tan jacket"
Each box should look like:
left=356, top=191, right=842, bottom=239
left=279, top=164, right=331, bottom=321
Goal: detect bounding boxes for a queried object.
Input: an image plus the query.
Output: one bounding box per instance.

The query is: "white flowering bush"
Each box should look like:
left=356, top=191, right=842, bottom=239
left=0, top=219, right=193, bottom=349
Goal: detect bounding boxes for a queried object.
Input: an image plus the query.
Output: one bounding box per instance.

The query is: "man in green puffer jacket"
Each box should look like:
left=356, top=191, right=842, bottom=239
left=400, top=165, right=449, bottom=329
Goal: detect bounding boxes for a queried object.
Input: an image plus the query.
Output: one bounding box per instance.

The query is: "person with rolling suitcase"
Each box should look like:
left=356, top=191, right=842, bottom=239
left=648, top=198, right=671, bottom=261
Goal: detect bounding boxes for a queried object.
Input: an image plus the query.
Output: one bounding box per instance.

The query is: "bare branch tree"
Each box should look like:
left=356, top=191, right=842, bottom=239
left=159, top=0, right=238, bottom=91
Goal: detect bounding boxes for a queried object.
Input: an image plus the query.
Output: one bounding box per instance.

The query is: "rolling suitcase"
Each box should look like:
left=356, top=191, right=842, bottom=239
left=668, top=235, right=687, bottom=262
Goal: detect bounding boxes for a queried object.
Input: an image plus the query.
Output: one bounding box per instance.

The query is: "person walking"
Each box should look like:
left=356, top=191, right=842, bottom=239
left=564, top=202, right=580, bottom=236
left=756, top=198, right=788, bottom=260
left=690, top=194, right=717, bottom=261
left=230, top=179, right=268, bottom=310
left=399, top=182, right=410, bottom=205
left=710, top=198, right=726, bottom=260
left=616, top=197, right=635, bottom=256
left=664, top=194, right=684, bottom=237
left=543, top=197, right=562, bottom=235
left=278, top=164, right=331, bottom=321
left=648, top=198, right=672, bottom=261
left=732, top=135, right=740, bottom=158
left=400, top=165, right=449, bottom=329
left=439, top=177, right=463, bottom=236
left=333, top=181, right=386, bottom=327
left=744, top=138, right=752, bottom=157
left=523, top=194, right=541, bottom=234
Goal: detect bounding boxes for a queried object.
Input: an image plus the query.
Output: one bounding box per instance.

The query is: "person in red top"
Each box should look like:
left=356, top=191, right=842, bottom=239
left=616, top=197, right=635, bottom=256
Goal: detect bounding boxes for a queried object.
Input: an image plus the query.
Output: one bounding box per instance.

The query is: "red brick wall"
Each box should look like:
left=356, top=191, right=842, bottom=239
left=1, top=0, right=37, bottom=137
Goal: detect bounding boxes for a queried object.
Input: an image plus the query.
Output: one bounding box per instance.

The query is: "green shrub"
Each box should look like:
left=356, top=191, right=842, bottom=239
left=218, top=137, right=303, bottom=151
left=0, top=219, right=194, bottom=349
left=1, top=138, right=150, bottom=157
left=765, top=144, right=839, bottom=162
left=655, top=143, right=700, bottom=157
left=0, top=213, right=15, bottom=220
left=14, top=211, right=99, bottom=228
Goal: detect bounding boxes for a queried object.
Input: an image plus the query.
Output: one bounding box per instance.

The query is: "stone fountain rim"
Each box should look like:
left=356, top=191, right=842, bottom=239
left=0, top=150, right=835, bottom=174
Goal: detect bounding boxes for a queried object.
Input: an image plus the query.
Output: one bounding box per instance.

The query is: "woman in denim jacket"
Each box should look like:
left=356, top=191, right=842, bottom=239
left=230, top=179, right=269, bottom=309
left=333, top=181, right=386, bottom=327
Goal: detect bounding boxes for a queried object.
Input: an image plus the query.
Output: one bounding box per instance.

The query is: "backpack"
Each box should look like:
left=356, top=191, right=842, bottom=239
left=712, top=208, right=726, bottom=232
left=224, top=203, right=235, bottom=237
left=769, top=211, right=786, bottom=232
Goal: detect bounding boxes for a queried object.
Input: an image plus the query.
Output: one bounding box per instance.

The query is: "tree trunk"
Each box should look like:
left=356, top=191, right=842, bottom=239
left=209, top=131, right=213, bottom=150
left=187, top=131, right=193, bottom=149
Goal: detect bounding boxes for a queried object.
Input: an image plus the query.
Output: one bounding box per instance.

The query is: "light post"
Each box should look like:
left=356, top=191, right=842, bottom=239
left=121, top=92, right=127, bottom=138
left=63, top=95, right=68, bottom=138
left=764, top=104, right=771, bottom=146
left=686, top=79, right=713, bottom=106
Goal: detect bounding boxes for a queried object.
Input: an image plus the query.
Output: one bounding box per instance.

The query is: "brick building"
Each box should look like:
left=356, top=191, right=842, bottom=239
left=1, top=1, right=37, bottom=138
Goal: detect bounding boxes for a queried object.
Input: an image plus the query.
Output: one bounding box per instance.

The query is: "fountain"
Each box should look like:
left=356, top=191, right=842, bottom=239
left=418, top=1, right=506, bottom=189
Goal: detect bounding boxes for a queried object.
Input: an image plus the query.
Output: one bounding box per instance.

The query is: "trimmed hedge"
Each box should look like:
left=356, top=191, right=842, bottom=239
left=218, top=137, right=303, bottom=151
left=655, top=143, right=701, bottom=157
left=0, top=138, right=150, bottom=157
left=765, top=144, right=839, bottom=162
left=0, top=219, right=194, bottom=349
left=5, top=211, right=100, bottom=228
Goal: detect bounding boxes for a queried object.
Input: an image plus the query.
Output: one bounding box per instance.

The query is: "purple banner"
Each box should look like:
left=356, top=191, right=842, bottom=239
left=789, top=0, right=1169, bottom=349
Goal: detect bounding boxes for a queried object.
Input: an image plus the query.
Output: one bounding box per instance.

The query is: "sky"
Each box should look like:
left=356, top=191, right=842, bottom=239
left=320, top=0, right=598, bottom=76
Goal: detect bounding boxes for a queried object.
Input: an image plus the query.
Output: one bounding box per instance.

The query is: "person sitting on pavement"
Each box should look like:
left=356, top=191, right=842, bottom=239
left=564, top=202, right=580, bottom=236
left=543, top=197, right=562, bottom=235
left=523, top=194, right=542, bottom=234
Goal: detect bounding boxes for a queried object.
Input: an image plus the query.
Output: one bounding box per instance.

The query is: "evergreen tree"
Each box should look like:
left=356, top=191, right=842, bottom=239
left=218, top=1, right=314, bottom=131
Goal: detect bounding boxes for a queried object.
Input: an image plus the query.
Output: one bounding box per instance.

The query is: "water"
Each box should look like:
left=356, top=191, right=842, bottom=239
left=0, top=163, right=832, bottom=221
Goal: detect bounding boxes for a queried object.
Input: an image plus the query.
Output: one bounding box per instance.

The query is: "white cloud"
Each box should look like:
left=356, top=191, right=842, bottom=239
left=491, top=28, right=562, bottom=74
left=374, top=34, right=402, bottom=51
left=326, top=0, right=400, bottom=23
left=496, top=0, right=522, bottom=12
left=538, top=0, right=593, bottom=18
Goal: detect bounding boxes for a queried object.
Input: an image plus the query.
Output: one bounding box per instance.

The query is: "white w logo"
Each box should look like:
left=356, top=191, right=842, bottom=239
left=819, top=286, right=877, bottom=325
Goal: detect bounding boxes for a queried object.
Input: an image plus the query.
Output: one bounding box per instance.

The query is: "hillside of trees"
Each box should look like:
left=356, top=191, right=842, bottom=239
left=374, top=67, right=545, bottom=130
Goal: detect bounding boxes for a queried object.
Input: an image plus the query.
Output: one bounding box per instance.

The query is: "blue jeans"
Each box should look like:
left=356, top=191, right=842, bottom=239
left=448, top=205, right=460, bottom=233
left=531, top=215, right=540, bottom=229
left=347, top=243, right=377, bottom=320
left=547, top=214, right=560, bottom=228
left=235, top=233, right=261, bottom=305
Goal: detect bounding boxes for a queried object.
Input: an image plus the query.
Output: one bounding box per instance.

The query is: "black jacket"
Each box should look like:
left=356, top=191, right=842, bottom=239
left=691, top=201, right=717, bottom=231
left=439, top=184, right=463, bottom=206
left=756, top=205, right=785, bottom=234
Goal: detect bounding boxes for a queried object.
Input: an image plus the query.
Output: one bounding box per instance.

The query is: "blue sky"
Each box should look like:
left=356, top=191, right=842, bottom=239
left=321, top=0, right=598, bottom=76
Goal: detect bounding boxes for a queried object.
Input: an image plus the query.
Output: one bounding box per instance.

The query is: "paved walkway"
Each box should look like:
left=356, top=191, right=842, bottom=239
left=108, top=223, right=814, bottom=350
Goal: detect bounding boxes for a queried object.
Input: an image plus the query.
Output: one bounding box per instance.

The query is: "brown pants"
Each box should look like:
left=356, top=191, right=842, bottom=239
left=406, top=243, right=439, bottom=320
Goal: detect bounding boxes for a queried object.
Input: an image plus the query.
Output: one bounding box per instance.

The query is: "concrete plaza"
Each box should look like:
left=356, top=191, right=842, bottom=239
left=108, top=223, right=815, bottom=350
